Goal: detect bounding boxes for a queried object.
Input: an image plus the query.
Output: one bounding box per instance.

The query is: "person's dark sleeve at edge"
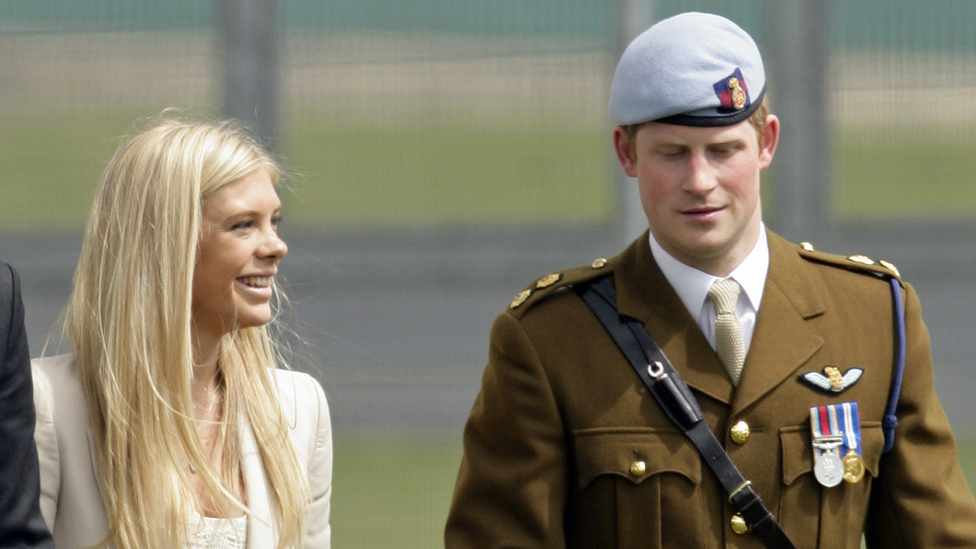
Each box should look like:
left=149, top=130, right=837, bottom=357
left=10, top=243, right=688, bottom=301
left=0, top=262, right=54, bottom=549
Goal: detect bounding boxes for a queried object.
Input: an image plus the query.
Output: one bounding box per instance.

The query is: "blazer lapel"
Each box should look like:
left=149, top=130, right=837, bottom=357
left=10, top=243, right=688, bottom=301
left=614, top=233, right=735, bottom=405
left=732, top=231, right=826, bottom=413
left=240, top=415, right=275, bottom=549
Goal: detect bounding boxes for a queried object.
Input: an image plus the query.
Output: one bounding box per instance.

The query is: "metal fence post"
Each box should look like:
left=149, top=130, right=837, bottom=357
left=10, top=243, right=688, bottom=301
left=764, top=0, right=832, bottom=242
left=219, top=0, right=281, bottom=153
left=615, top=0, right=655, bottom=244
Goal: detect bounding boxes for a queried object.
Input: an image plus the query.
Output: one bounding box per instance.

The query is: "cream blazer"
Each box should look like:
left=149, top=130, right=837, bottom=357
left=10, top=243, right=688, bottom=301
left=32, top=354, right=332, bottom=549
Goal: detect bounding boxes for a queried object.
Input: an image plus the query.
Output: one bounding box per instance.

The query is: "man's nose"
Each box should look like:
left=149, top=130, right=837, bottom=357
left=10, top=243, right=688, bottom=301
left=683, top=151, right=717, bottom=194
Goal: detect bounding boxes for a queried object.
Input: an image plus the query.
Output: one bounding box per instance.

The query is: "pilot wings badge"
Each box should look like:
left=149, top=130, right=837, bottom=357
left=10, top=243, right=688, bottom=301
left=800, top=366, right=863, bottom=394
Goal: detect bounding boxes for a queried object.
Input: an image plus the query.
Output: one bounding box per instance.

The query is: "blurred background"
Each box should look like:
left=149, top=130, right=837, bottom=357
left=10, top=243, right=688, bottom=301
left=1, top=0, right=974, bottom=547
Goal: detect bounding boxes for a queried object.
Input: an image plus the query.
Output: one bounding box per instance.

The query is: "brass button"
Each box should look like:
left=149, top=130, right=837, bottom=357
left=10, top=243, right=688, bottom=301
left=847, top=254, right=875, bottom=266
left=800, top=241, right=814, bottom=251
left=879, top=259, right=901, bottom=278
left=730, top=513, right=749, bottom=535
left=591, top=258, right=608, bottom=269
left=509, top=289, right=531, bottom=309
left=535, top=273, right=562, bottom=289
left=730, top=420, right=750, bottom=445
left=629, top=460, right=646, bottom=477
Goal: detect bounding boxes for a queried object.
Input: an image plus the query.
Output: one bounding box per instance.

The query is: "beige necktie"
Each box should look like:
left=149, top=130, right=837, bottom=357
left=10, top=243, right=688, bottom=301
left=708, top=278, right=745, bottom=385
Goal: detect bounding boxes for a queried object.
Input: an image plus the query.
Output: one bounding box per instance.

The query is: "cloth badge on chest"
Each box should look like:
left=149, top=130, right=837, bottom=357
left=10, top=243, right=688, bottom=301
left=810, top=402, right=865, bottom=487
left=800, top=365, right=863, bottom=394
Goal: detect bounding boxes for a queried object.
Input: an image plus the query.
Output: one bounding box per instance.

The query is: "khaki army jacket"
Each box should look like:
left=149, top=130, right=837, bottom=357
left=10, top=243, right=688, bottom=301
left=446, top=229, right=976, bottom=549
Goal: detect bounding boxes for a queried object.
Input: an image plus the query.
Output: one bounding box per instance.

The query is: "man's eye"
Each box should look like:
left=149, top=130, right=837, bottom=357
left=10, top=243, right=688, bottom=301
left=712, top=143, right=741, bottom=156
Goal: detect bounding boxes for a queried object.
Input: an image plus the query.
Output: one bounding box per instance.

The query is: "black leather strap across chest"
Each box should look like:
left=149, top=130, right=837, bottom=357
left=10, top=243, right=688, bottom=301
left=573, top=276, right=797, bottom=549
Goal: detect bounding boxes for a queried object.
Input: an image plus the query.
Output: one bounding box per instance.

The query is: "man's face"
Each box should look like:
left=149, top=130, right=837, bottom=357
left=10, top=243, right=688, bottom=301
left=614, top=115, right=779, bottom=276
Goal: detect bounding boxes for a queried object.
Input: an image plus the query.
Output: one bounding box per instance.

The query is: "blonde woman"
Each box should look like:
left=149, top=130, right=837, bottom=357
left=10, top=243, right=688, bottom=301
left=31, top=115, right=332, bottom=548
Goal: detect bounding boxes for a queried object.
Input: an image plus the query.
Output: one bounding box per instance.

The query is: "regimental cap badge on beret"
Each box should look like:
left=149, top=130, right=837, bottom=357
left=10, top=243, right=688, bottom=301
left=714, top=68, right=750, bottom=112
left=609, top=11, right=766, bottom=127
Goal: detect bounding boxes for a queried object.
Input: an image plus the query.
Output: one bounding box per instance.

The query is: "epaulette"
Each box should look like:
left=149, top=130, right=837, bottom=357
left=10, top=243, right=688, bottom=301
left=795, top=241, right=902, bottom=281
left=507, top=257, right=613, bottom=316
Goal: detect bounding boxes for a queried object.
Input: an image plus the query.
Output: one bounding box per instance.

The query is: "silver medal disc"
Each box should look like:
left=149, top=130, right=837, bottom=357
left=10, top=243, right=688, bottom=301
left=814, top=452, right=845, bottom=487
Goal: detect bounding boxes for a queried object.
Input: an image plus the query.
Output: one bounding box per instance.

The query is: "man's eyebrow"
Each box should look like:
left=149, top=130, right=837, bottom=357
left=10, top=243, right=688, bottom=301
left=646, top=138, right=688, bottom=148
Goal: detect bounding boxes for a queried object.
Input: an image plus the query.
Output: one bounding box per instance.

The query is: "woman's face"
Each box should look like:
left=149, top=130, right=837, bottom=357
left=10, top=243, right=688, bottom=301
left=192, top=168, right=287, bottom=340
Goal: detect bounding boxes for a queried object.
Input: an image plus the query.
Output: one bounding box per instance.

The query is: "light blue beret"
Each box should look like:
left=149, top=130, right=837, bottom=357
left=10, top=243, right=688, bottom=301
left=609, top=12, right=766, bottom=127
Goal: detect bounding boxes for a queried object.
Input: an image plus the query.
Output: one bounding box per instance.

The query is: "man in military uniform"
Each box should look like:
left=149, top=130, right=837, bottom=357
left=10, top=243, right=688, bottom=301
left=445, top=11, right=976, bottom=549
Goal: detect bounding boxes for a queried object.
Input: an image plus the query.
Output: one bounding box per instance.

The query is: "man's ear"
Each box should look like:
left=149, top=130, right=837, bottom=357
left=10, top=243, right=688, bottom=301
left=758, top=114, right=780, bottom=169
left=613, top=126, right=639, bottom=177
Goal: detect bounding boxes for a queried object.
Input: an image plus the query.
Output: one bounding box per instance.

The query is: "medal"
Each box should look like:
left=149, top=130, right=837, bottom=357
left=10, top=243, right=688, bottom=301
left=810, top=402, right=864, bottom=487
left=810, top=406, right=840, bottom=487
left=813, top=447, right=844, bottom=487
left=843, top=450, right=865, bottom=483
left=838, top=402, right=864, bottom=484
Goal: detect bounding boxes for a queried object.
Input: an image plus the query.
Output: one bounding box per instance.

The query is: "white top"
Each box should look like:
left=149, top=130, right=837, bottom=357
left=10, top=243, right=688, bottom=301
left=32, top=354, right=334, bottom=549
left=186, top=511, right=248, bottom=549
left=648, top=225, right=769, bottom=356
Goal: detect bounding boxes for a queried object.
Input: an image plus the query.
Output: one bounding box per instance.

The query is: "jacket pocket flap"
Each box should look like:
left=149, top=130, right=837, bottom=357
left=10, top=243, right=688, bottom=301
left=781, top=422, right=884, bottom=485
left=573, top=427, right=701, bottom=489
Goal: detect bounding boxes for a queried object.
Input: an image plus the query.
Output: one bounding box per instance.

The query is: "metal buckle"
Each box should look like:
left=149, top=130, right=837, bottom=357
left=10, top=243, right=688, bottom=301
left=728, top=480, right=752, bottom=503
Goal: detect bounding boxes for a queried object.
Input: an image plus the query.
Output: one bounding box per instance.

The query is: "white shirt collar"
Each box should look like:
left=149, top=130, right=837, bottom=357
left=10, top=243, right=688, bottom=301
left=648, top=224, right=769, bottom=324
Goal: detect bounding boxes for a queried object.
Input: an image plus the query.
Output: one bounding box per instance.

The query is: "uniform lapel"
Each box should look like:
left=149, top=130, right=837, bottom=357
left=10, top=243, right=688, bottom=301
left=731, top=231, right=826, bottom=414
left=614, top=232, right=735, bottom=405
left=611, top=230, right=828, bottom=410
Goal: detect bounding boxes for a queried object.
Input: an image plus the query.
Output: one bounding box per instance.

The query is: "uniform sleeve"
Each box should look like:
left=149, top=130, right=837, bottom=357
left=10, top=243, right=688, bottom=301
left=0, top=264, right=55, bottom=548
left=304, top=374, right=333, bottom=549
left=445, top=312, right=568, bottom=549
left=865, top=282, right=976, bottom=546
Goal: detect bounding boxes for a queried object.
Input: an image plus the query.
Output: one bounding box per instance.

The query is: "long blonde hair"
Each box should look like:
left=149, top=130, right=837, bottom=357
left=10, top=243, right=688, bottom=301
left=62, top=114, right=308, bottom=548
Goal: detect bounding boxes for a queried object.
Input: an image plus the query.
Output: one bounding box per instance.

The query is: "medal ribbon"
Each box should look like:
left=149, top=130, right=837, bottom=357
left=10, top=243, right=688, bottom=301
left=838, top=401, right=862, bottom=458
left=809, top=407, right=821, bottom=458
left=810, top=402, right=861, bottom=459
left=811, top=404, right=839, bottom=458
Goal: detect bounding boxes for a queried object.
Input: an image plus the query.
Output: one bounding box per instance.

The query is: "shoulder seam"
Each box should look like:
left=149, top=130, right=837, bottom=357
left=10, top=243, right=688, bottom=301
left=796, top=245, right=902, bottom=280
left=507, top=258, right=613, bottom=317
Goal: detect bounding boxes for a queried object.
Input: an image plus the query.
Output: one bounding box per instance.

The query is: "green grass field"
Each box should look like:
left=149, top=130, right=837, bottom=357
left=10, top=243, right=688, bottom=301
left=2, top=112, right=975, bottom=232
left=334, top=429, right=976, bottom=548
left=0, top=111, right=615, bottom=231
left=834, top=128, right=976, bottom=219
left=332, top=430, right=462, bottom=548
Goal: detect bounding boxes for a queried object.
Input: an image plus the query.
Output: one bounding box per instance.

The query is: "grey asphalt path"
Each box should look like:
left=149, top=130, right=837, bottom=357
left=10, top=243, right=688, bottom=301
left=4, top=226, right=974, bottom=437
